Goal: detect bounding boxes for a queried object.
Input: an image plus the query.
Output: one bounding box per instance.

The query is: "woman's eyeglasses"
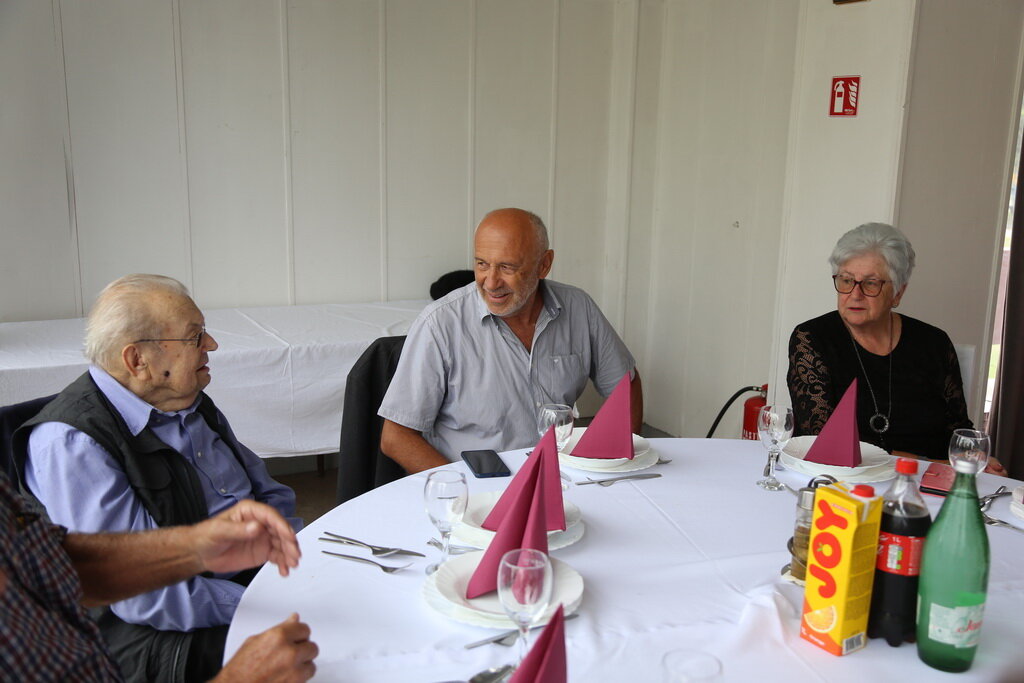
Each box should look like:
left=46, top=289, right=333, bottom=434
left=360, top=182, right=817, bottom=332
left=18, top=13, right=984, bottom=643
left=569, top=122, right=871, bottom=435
left=832, top=275, right=887, bottom=297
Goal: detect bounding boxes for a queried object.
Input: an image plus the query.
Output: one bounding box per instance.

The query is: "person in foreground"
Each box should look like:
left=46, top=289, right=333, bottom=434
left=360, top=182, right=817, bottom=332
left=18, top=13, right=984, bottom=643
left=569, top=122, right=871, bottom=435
left=14, top=274, right=303, bottom=680
left=379, top=208, right=643, bottom=473
left=787, top=222, right=1006, bottom=474
left=0, top=470, right=316, bottom=682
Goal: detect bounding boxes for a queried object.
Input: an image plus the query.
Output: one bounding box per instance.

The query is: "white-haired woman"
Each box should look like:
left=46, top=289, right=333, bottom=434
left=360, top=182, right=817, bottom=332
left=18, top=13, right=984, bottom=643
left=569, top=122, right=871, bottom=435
left=787, top=223, right=1006, bottom=474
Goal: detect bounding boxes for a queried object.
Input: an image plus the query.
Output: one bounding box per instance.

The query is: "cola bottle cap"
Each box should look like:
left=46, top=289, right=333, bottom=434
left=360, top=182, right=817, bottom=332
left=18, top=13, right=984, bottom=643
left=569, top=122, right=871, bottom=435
left=895, top=458, right=919, bottom=475
left=851, top=484, right=875, bottom=497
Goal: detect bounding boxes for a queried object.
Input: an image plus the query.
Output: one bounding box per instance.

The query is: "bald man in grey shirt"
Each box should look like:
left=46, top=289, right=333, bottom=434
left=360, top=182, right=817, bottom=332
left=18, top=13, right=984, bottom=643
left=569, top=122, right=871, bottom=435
left=378, top=208, right=642, bottom=473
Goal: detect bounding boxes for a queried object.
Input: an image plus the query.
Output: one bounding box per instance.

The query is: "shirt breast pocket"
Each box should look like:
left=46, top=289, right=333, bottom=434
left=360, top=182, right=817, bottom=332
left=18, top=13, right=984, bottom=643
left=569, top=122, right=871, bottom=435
left=538, top=353, right=586, bottom=403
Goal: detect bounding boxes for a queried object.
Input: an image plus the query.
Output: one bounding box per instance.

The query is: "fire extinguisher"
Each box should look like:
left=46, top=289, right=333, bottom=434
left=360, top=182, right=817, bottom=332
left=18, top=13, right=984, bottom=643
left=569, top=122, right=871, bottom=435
left=742, top=384, right=769, bottom=440
left=706, top=384, right=768, bottom=439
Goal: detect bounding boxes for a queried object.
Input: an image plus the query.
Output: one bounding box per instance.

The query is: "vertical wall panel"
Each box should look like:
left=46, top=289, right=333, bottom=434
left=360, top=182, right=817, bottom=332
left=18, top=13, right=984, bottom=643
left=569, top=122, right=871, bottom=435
left=179, top=0, right=290, bottom=308
left=0, top=2, right=78, bottom=322
left=385, top=0, right=473, bottom=298
left=60, top=0, right=190, bottom=306
left=550, top=0, right=614, bottom=302
left=473, top=0, right=555, bottom=226
left=288, top=0, right=384, bottom=304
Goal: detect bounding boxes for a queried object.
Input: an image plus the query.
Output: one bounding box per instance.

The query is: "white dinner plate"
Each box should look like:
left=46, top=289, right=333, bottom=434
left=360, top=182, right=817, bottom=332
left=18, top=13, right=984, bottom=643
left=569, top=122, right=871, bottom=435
left=560, top=447, right=658, bottom=474
left=423, top=551, right=584, bottom=629
left=452, top=491, right=585, bottom=550
left=780, top=435, right=896, bottom=483
left=560, top=427, right=650, bottom=470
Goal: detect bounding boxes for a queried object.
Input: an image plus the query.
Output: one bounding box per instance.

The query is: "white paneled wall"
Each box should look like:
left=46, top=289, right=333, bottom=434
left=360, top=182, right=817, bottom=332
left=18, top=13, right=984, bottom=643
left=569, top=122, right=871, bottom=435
left=1, top=0, right=620, bottom=317
left=2, top=0, right=1022, bottom=437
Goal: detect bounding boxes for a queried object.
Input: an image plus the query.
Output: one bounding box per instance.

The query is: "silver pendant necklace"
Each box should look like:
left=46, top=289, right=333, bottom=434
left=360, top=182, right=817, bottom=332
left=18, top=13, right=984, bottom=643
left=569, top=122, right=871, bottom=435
left=848, top=313, right=893, bottom=434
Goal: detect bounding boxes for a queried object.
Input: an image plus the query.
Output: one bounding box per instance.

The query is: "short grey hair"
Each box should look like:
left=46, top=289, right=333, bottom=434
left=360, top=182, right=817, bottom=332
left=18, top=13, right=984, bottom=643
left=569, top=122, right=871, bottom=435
left=84, top=274, right=192, bottom=369
left=828, top=222, right=916, bottom=293
left=523, top=211, right=550, bottom=254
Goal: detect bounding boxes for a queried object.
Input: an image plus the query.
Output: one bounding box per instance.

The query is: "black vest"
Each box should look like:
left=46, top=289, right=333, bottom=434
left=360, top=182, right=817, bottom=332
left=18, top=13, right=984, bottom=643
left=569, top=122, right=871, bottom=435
left=13, top=372, right=245, bottom=527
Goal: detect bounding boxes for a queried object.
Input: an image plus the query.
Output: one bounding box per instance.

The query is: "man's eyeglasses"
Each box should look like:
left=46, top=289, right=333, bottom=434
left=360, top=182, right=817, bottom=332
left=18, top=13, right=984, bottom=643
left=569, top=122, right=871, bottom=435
left=832, top=275, right=887, bottom=297
left=133, top=327, right=206, bottom=348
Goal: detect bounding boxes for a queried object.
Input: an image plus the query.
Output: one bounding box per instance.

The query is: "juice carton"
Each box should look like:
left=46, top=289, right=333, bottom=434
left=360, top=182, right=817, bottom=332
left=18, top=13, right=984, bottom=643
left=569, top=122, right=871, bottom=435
left=800, top=483, right=882, bottom=655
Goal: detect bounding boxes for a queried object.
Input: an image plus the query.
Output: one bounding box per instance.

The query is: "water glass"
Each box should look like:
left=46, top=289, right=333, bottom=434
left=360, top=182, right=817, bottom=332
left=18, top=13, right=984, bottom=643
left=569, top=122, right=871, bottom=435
left=756, top=405, right=794, bottom=491
left=948, top=428, right=990, bottom=475
left=497, top=548, right=553, bottom=665
left=538, top=403, right=574, bottom=452
left=423, top=470, right=468, bottom=574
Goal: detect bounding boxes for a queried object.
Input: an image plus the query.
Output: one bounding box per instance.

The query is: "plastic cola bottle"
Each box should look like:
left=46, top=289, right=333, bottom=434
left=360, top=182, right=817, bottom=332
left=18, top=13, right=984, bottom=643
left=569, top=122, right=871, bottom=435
left=867, top=458, right=931, bottom=645
left=916, top=447, right=990, bottom=672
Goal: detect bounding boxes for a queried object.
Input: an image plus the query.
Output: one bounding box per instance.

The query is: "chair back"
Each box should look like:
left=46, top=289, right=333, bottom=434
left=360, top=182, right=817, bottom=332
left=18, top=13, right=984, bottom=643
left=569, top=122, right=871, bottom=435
left=336, top=336, right=407, bottom=504
left=0, top=395, right=57, bottom=485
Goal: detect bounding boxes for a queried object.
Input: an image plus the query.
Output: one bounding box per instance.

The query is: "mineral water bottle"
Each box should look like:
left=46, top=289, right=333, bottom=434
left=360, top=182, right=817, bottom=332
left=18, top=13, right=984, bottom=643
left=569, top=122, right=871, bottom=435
left=916, top=435, right=990, bottom=672
left=867, top=458, right=931, bottom=646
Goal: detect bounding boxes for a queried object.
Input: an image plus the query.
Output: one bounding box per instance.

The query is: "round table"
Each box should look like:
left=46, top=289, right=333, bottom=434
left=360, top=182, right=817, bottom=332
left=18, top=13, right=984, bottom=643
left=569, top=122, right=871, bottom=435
left=225, top=438, right=1024, bottom=682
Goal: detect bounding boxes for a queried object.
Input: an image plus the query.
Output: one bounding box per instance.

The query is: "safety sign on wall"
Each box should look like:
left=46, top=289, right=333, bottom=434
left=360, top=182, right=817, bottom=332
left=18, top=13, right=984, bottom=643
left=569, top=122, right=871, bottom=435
left=830, top=76, right=860, bottom=117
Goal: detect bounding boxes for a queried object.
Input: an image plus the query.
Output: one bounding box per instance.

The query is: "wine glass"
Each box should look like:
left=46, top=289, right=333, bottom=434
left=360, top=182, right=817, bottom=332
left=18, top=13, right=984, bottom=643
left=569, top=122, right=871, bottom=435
left=756, top=405, right=794, bottom=491
left=423, top=470, right=468, bottom=575
left=537, top=403, right=574, bottom=453
left=948, top=428, right=990, bottom=475
left=497, top=548, right=553, bottom=666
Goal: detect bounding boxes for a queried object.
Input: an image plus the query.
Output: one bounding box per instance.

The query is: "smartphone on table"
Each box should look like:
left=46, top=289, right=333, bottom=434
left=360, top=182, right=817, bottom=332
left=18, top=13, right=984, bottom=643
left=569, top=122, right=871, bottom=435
left=918, top=461, right=955, bottom=496
left=461, top=449, right=511, bottom=478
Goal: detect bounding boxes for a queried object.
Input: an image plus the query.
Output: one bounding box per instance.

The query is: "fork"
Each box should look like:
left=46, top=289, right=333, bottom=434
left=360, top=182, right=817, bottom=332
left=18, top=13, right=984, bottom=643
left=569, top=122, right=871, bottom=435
left=427, top=537, right=475, bottom=555
left=981, top=512, right=1024, bottom=534
left=321, top=531, right=425, bottom=557
left=321, top=550, right=412, bottom=572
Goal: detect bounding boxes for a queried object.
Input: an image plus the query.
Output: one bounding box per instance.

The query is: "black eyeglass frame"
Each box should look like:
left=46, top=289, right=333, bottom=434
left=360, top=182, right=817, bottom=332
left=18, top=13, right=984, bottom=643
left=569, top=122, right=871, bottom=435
left=133, top=326, right=206, bottom=348
left=832, top=275, right=888, bottom=297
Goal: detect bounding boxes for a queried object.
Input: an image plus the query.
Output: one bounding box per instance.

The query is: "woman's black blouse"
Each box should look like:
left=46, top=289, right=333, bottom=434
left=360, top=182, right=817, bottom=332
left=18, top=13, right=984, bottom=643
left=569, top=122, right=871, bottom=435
left=787, top=311, right=972, bottom=460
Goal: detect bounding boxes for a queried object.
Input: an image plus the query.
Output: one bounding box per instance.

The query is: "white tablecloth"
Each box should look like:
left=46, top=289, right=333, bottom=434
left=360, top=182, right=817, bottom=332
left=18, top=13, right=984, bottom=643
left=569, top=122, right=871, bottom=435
left=0, top=301, right=428, bottom=457
left=224, top=439, right=1024, bottom=681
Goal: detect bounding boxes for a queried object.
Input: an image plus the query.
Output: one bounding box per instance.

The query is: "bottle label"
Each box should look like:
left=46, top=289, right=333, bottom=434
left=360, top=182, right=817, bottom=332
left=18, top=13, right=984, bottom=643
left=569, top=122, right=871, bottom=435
left=875, top=532, right=924, bottom=576
left=927, top=602, right=985, bottom=648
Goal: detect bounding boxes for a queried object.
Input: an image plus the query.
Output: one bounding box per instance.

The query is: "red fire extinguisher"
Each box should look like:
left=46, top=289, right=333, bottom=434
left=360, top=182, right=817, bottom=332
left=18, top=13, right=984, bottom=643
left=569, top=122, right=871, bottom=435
left=706, top=384, right=768, bottom=439
left=741, top=384, right=769, bottom=440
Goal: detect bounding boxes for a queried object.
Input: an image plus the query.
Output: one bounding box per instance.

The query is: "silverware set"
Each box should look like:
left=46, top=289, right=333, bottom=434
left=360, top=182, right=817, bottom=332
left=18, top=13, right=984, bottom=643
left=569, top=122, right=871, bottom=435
left=318, top=531, right=424, bottom=572
left=978, top=486, right=1023, bottom=534
left=577, top=473, right=662, bottom=487
left=463, top=613, right=580, bottom=649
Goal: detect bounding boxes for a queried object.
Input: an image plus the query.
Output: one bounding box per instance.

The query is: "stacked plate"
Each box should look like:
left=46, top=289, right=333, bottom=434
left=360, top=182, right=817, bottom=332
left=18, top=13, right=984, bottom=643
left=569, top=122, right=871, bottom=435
left=422, top=551, right=584, bottom=629
left=780, top=435, right=896, bottom=483
left=451, top=491, right=585, bottom=550
left=558, top=428, right=657, bottom=473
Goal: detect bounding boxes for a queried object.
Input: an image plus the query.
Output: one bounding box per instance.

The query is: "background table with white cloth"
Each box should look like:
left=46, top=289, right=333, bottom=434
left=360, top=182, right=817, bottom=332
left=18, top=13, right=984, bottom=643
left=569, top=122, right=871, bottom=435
left=0, top=301, right=428, bottom=457
left=224, top=439, right=1024, bottom=682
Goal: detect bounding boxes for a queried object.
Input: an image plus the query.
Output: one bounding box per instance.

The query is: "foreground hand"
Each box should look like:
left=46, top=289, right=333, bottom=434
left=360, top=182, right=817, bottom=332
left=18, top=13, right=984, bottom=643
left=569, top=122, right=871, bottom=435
left=216, top=614, right=317, bottom=683
left=194, top=500, right=301, bottom=577
left=984, top=457, right=1008, bottom=477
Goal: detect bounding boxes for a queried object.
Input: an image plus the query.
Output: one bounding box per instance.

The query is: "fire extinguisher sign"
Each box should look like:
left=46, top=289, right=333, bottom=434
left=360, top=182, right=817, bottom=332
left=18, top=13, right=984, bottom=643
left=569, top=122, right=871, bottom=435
left=830, top=76, right=860, bottom=117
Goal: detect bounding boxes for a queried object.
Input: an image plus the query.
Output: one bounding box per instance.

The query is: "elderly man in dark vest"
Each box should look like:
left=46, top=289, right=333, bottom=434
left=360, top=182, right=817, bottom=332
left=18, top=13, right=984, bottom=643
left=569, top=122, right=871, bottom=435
left=13, top=274, right=302, bottom=683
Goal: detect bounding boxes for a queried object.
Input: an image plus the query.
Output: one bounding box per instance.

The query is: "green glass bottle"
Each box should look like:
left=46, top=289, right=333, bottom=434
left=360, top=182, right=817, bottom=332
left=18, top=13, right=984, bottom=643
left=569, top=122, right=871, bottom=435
left=916, top=451, right=990, bottom=672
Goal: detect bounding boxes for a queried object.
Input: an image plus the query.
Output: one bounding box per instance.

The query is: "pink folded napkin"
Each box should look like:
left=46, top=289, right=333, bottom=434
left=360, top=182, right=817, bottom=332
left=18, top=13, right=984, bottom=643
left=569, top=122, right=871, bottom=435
left=510, top=603, right=567, bottom=683
left=466, top=456, right=551, bottom=598
left=482, top=427, right=566, bottom=532
left=805, top=379, right=862, bottom=467
left=570, top=372, right=633, bottom=460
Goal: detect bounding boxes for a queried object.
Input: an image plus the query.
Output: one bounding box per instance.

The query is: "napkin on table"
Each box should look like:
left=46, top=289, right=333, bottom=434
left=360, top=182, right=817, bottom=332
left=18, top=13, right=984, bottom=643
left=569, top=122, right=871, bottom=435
left=482, top=427, right=565, bottom=532
left=509, top=603, right=567, bottom=683
left=804, top=379, right=862, bottom=467
left=570, top=372, right=633, bottom=460
left=466, top=451, right=550, bottom=598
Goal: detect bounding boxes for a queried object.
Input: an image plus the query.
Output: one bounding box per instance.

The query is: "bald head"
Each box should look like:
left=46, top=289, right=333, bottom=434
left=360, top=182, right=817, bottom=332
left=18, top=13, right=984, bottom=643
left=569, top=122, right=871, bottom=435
left=473, top=208, right=554, bottom=319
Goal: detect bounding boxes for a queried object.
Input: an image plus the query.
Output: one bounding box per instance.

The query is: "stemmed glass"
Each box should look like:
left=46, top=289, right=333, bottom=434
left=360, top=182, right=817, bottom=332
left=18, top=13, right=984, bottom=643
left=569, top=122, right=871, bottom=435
left=948, top=428, right=990, bottom=475
left=537, top=403, right=574, bottom=453
left=423, top=470, right=468, bottom=575
left=756, top=405, right=794, bottom=491
left=497, top=548, right=553, bottom=666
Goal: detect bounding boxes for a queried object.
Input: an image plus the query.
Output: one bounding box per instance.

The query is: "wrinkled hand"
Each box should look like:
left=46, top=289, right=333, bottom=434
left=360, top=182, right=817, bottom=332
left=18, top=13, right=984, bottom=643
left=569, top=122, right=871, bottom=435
left=216, top=614, right=317, bottom=683
left=194, top=500, right=301, bottom=577
left=984, top=457, right=1008, bottom=477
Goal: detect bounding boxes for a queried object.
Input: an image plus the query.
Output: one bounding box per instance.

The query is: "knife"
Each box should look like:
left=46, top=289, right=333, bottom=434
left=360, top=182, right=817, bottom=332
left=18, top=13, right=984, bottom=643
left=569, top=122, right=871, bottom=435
left=464, top=613, right=579, bottom=649
left=576, top=473, right=662, bottom=486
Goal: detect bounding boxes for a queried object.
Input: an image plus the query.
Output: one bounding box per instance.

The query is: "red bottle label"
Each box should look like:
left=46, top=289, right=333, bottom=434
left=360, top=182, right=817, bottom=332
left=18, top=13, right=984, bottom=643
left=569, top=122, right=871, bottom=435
left=875, top=532, right=924, bottom=576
